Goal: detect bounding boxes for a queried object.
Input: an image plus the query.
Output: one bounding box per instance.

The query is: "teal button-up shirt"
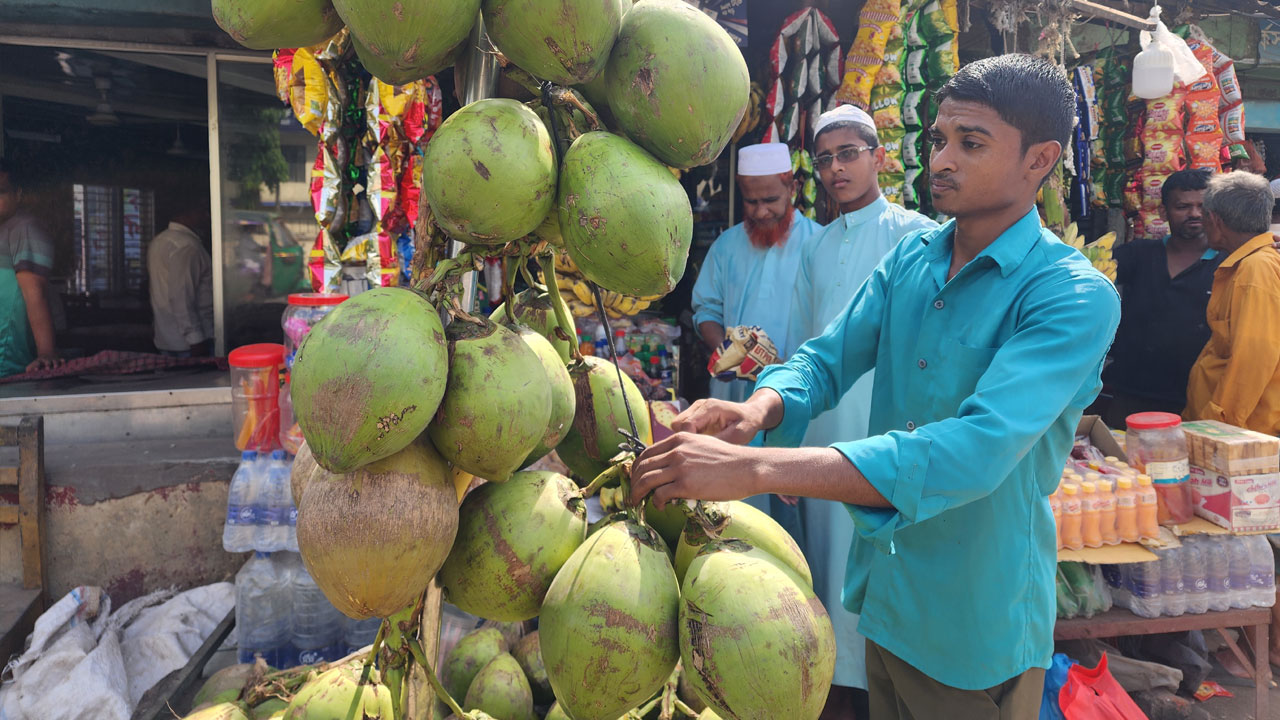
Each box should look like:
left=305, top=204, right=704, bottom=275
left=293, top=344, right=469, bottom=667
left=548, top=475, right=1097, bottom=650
left=756, top=208, right=1121, bottom=690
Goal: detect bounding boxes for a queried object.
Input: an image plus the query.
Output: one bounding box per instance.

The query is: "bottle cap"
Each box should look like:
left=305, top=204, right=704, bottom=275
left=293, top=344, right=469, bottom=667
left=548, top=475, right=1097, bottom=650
left=650, top=355, right=660, bottom=365
left=1137, top=474, right=1153, bottom=486
left=1081, top=481, right=1097, bottom=493
left=1098, top=480, right=1112, bottom=493
left=1085, top=472, right=1102, bottom=482
left=1063, top=484, right=1079, bottom=495
left=1117, top=476, right=1133, bottom=489
left=1104, top=456, right=1119, bottom=463
left=615, top=329, right=626, bottom=337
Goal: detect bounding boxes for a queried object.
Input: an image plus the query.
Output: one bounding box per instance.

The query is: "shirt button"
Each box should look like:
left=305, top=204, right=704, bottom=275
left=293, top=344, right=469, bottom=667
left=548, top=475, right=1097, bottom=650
left=934, top=300, right=944, bottom=309
left=906, top=421, right=916, bottom=431
left=918, top=358, right=927, bottom=369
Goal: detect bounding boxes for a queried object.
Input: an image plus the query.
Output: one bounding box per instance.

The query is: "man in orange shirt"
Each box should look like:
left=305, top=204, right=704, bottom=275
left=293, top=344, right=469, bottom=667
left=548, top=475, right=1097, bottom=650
left=1184, top=171, right=1280, bottom=435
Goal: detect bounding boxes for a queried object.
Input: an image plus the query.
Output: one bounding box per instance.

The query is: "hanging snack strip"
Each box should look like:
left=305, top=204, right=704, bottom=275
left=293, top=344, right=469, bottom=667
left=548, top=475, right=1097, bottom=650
left=834, top=0, right=901, bottom=108
left=1070, top=66, right=1099, bottom=222
left=761, top=9, right=843, bottom=147
left=872, top=17, right=906, bottom=205
left=902, top=0, right=958, bottom=215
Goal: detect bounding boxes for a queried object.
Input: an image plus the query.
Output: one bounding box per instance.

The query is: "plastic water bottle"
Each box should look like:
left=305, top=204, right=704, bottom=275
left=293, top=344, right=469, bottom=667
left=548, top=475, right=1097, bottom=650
left=1203, top=536, right=1233, bottom=612
left=1158, top=547, right=1186, bottom=616
left=1247, top=535, right=1276, bottom=608
left=345, top=617, right=383, bottom=655
left=223, top=451, right=259, bottom=553
left=1129, top=559, right=1163, bottom=618
left=256, top=450, right=292, bottom=552
left=291, top=561, right=346, bottom=666
left=1102, top=564, right=1130, bottom=608
left=285, top=491, right=300, bottom=554
left=1182, top=539, right=1210, bottom=614
left=1229, top=536, right=1253, bottom=609
left=236, top=552, right=291, bottom=667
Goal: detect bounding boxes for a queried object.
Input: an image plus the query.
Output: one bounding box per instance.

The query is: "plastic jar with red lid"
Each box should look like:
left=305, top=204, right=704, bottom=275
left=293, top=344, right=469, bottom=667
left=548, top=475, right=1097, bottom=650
left=279, top=294, right=348, bottom=453
left=228, top=343, right=285, bottom=452
left=1125, top=412, right=1193, bottom=525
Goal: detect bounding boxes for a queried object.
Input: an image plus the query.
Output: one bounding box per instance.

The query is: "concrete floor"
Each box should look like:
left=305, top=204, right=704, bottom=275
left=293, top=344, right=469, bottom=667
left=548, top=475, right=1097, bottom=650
left=1201, top=682, right=1280, bottom=719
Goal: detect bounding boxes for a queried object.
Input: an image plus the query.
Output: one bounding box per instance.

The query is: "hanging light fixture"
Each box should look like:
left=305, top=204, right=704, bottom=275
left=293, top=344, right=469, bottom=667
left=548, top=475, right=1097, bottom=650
left=85, top=76, right=120, bottom=126
left=167, top=124, right=190, bottom=157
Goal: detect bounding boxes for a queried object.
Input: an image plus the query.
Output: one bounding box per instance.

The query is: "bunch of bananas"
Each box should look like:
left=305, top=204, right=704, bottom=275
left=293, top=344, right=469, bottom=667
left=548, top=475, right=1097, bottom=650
left=550, top=252, right=663, bottom=319
left=732, top=82, right=767, bottom=145
left=1063, top=223, right=1117, bottom=282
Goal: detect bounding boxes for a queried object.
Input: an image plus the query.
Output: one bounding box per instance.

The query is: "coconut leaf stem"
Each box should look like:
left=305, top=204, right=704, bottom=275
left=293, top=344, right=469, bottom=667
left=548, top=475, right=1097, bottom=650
left=581, top=463, right=623, bottom=498
left=380, top=602, right=421, bottom=719
left=539, top=252, right=583, bottom=361
left=406, top=637, right=470, bottom=719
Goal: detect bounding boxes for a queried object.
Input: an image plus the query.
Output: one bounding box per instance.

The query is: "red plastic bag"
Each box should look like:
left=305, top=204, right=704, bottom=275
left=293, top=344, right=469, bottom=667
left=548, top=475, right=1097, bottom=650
left=1059, top=653, right=1150, bottom=720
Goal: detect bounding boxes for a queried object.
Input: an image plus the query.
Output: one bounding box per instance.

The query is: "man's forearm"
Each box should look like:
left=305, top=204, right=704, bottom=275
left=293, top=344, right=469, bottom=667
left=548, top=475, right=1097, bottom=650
left=698, top=321, right=726, bottom=351
left=16, top=273, right=56, bottom=356
left=750, top=446, right=892, bottom=508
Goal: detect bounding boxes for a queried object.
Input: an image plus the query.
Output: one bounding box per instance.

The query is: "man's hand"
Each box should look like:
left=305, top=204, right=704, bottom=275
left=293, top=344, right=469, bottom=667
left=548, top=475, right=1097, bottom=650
left=671, top=396, right=773, bottom=445
left=629, top=432, right=763, bottom=509
left=25, top=353, right=62, bottom=372
left=777, top=494, right=800, bottom=506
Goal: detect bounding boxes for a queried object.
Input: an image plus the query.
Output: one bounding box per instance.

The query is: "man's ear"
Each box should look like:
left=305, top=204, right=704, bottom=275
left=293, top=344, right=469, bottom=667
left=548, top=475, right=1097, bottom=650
left=872, top=145, right=887, bottom=173
left=1026, top=140, right=1063, bottom=181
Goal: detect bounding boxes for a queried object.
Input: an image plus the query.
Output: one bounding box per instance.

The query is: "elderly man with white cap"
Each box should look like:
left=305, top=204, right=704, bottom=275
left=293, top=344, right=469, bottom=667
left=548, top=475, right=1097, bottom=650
left=785, top=103, right=938, bottom=720
left=691, top=142, right=822, bottom=404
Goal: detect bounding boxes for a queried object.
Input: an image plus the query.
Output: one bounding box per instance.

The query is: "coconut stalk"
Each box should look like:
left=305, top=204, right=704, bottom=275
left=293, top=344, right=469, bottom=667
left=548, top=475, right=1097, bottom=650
left=537, top=252, right=582, bottom=361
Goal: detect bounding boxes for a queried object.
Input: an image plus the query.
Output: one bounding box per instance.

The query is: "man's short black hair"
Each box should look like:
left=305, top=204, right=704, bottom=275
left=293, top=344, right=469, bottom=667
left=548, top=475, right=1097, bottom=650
left=814, top=121, right=879, bottom=149
left=933, top=54, right=1075, bottom=152
left=1161, top=168, right=1212, bottom=207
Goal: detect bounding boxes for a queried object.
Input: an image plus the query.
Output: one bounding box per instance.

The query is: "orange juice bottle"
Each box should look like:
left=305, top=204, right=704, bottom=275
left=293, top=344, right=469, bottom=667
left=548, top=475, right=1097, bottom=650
left=1081, top=481, right=1103, bottom=548
left=1136, top=474, right=1161, bottom=540
left=1060, top=484, right=1084, bottom=550
left=1097, top=479, right=1119, bottom=545
left=1050, top=488, right=1063, bottom=549
left=1114, top=476, right=1140, bottom=542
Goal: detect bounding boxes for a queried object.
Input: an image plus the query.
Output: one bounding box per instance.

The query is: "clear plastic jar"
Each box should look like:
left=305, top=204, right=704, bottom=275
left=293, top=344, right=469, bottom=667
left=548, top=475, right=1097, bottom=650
left=280, top=294, right=347, bottom=453
left=228, top=344, right=285, bottom=452
left=282, top=293, right=349, bottom=371
left=1125, top=412, right=1193, bottom=526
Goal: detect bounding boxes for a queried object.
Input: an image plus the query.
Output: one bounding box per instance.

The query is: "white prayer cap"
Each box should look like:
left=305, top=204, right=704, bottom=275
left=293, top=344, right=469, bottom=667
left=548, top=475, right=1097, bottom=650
left=1271, top=177, right=1280, bottom=199
left=814, top=104, right=876, bottom=138
left=738, top=143, right=793, bottom=176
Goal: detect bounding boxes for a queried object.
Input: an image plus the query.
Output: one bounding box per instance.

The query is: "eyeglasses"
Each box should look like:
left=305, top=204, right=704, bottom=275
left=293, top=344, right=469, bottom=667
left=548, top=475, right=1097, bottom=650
left=813, top=146, right=875, bottom=169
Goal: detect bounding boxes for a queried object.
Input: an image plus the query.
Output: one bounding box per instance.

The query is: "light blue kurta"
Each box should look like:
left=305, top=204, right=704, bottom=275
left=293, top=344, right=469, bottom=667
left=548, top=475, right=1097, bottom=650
left=691, top=210, right=822, bottom=404
left=691, top=210, right=822, bottom=546
left=758, top=209, right=1121, bottom=690
left=787, top=197, right=937, bottom=690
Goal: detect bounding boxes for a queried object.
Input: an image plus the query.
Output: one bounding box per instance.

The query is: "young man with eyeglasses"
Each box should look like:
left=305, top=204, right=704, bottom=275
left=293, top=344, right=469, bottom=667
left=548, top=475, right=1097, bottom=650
left=781, top=104, right=937, bottom=720
left=630, top=55, right=1121, bottom=718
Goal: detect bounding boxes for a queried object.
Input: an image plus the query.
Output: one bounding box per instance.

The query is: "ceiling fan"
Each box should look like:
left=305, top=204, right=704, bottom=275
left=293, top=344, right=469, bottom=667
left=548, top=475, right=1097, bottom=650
left=85, top=76, right=120, bottom=127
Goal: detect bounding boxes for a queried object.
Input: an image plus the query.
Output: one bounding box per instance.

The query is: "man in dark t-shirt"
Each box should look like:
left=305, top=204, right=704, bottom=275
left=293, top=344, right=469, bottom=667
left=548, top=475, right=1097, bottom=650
left=1103, top=169, right=1221, bottom=428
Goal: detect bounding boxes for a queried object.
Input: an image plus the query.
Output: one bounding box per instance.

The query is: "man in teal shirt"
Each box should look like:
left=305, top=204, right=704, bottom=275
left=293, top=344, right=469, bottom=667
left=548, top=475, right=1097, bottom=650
left=632, top=55, right=1121, bottom=717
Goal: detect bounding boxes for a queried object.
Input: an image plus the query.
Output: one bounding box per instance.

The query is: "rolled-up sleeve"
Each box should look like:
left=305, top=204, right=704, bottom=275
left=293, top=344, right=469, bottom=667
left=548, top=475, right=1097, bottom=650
left=835, top=272, right=1121, bottom=552
left=755, top=245, right=895, bottom=447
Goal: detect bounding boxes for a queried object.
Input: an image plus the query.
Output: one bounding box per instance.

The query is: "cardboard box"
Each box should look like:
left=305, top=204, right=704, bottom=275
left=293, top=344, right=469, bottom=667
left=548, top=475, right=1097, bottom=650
left=1189, top=465, right=1280, bottom=533
left=1183, top=420, right=1280, bottom=477
left=1076, top=415, right=1127, bottom=463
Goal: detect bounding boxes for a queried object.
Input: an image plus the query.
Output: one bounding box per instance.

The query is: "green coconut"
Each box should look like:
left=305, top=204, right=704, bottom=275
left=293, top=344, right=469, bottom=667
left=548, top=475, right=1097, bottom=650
left=680, top=540, right=835, bottom=720
left=541, top=519, right=680, bottom=720
left=603, top=0, right=749, bottom=169
left=439, top=471, right=586, bottom=621
left=490, top=287, right=573, bottom=364
left=558, top=132, right=692, bottom=297
left=296, top=438, right=458, bottom=619
left=428, top=318, right=551, bottom=482
left=515, top=328, right=575, bottom=467
left=250, top=699, right=288, bottom=719
left=191, top=664, right=254, bottom=709
left=482, top=0, right=623, bottom=84
left=424, top=99, right=556, bottom=246
left=645, top=500, right=686, bottom=552
left=674, top=500, right=811, bottom=588
left=464, top=653, right=536, bottom=720
left=512, top=631, right=554, bottom=703
left=557, top=356, right=652, bottom=481
left=334, top=0, right=479, bottom=84
left=443, top=628, right=509, bottom=702
left=283, top=665, right=394, bottom=719
left=212, top=0, right=343, bottom=51
left=182, top=703, right=251, bottom=720
left=290, top=287, right=447, bottom=474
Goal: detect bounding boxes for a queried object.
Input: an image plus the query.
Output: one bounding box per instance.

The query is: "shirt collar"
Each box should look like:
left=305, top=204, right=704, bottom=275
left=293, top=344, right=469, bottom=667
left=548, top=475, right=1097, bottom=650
left=840, top=196, right=890, bottom=230
left=1160, top=234, right=1219, bottom=261
left=169, top=221, right=196, bottom=235
left=1219, top=232, right=1278, bottom=269
left=920, top=207, right=1042, bottom=278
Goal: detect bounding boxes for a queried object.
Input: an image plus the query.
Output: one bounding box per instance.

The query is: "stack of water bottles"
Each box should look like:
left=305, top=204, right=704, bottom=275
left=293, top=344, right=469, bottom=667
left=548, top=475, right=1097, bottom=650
left=225, top=451, right=380, bottom=667
left=1105, top=535, right=1276, bottom=619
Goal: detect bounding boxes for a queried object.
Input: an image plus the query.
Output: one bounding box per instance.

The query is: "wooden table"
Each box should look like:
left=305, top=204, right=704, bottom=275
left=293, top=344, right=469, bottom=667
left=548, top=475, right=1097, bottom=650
left=1056, top=607, right=1272, bottom=719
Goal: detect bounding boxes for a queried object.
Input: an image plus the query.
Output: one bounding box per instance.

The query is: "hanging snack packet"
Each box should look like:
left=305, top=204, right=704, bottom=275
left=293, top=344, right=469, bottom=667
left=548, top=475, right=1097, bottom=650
left=872, top=95, right=904, bottom=131
left=1221, top=104, right=1245, bottom=144
left=834, top=0, right=901, bottom=106
left=1186, top=133, right=1222, bottom=171
left=918, top=0, right=959, bottom=44
left=1185, top=88, right=1219, bottom=129
left=927, top=38, right=959, bottom=82
left=1217, top=61, right=1242, bottom=107
left=903, top=129, right=924, bottom=168
left=905, top=48, right=928, bottom=88
left=1144, top=93, right=1184, bottom=132
left=1141, top=133, right=1186, bottom=173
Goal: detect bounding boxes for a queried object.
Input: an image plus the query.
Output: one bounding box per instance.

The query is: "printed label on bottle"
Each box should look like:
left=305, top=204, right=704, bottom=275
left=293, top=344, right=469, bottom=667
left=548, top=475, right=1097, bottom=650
left=298, top=648, right=326, bottom=665
left=288, top=507, right=298, bottom=527
left=1116, top=495, right=1137, bottom=508
left=1146, top=458, right=1190, bottom=485
left=227, top=504, right=255, bottom=525
left=1192, top=578, right=1208, bottom=592
left=1062, top=499, right=1081, bottom=513
left=260, top=508, right=284, bottom=527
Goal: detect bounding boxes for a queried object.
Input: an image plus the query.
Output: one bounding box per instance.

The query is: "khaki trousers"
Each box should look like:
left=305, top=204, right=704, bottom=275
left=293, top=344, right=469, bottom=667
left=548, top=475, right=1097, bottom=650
left=866, top=640, right=1045, bottom=720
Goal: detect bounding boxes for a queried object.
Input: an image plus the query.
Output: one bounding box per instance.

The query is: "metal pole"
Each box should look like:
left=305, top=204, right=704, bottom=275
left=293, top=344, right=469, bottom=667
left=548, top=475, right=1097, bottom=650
left=450, top=12, right=499, bottom=315
left=207, top=52, right=226, bottom=356
left=728, top=147, right=736, bottom=227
